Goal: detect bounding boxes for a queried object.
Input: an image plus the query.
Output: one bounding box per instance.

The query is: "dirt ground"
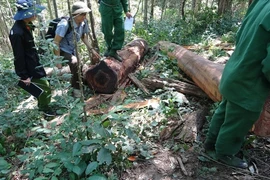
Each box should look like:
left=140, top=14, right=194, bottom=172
left=120, top=96, right=270, bottom=180
left=120, top=127, right=270, bottom=180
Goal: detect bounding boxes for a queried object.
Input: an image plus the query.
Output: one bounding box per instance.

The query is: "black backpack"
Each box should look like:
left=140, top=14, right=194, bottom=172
left=45, top=16, right=72, bottom=39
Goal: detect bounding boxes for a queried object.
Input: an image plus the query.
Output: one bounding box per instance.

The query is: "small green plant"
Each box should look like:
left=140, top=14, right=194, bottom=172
left=0, top=158, right=11, bottom=178
left=221, top=31, right=236, bottom=43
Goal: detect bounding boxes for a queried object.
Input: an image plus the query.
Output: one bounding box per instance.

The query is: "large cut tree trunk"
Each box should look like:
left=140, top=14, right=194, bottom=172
left=158, top=41, right=224, bottom=102
left=254, top=96, right=270, bottom=137
left=159, top=41, right=270, bottom=137
left=84, top=39, right=148, bottom=93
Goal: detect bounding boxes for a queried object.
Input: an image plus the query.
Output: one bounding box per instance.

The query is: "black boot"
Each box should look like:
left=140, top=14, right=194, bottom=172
left=216, top=154, right=248, bottom=169
left=39, top=107, right=56, bottom=117
left=204, top=142, right=216, bottom=159
left=104, top=48, right=110, bottom=57
left=108, top=50, right=122, bottom=62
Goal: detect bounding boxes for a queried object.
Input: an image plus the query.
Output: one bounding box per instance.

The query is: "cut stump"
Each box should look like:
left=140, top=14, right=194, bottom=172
left=84, top=39, right=148, bottom=94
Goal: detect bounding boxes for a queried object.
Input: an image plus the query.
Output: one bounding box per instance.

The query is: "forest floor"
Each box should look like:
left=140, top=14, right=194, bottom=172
left=120, top=42, right=270, bottom=180
left=3, top=40, right=270, bottom=180
left=120, top=96, right=270, bottom=180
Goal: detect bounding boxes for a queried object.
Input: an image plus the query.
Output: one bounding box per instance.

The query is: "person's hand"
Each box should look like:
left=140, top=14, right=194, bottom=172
left=87, top=48, right=101, bottom=65
left=126, top=12, right=132, bottom=19
left=91, top=48, right=101, bottom=60
left=21, top=77, right=31, bottom=86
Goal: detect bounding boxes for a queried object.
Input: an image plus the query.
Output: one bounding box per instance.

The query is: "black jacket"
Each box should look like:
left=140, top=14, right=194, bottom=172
left=9, top=20, right=46, bottom=80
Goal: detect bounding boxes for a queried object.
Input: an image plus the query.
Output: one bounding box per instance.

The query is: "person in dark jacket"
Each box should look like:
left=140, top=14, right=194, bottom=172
left=99, top=0, right=132, bottom=61
left=204, top=0, right=270, bottom=169
left=9, top=0, right=54, bottom=116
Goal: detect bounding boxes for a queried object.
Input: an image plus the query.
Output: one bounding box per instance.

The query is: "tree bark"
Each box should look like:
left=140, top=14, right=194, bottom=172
left=46, top=0, right=53, bottom=19
left=159, top=41, right=270, bottom=137
left=254, top=96, right=270, bottom=137
left=52, top=0, right=58, bottom=18
left=87, top=0, right=99, bottom=53
left=158, top=41, right=223, bottom=102
left=141, top=75, right=207, bottom=98
left=180, top=0, right=186, bottom=21
left=150, top=0, right=154, bottom=19
left=143, top=0, right=148, bottom=25
left=161, top=0, right=167, bottom=20
left=217, top=0, right=232, bottom=16
left=84, top=39, right=149, bottom=94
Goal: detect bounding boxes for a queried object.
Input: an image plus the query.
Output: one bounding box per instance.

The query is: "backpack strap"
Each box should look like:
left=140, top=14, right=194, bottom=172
left=61, top=16, right=72, bottom=37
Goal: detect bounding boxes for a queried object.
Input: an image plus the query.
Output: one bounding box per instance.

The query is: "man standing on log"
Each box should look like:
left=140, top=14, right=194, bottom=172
left=99, top=0, right=132, bottom=62
left=53, top=1, right=92, bottom=98
left=204, top=0, right=270, bottom=169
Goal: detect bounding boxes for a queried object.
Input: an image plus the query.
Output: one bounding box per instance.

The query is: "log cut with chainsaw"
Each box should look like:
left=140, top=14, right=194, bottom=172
left=158, top=41, right=224, bottom=102
left=84, top=39, right=149, bottom=94
left=158, top=41, right=270, bottom=137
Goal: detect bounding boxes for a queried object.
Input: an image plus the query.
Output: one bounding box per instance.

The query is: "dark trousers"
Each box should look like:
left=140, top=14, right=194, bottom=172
left=205, top=98, right=261, bottom=156
left=60, top=50, right=80, bottom=89
left=99, top=4, right=125, bottom=51
left=32, top=78, right=52, bottom=110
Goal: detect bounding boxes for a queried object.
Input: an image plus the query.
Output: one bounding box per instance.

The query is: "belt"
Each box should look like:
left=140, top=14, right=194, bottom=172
left=100, top=0, right=119, bottom=7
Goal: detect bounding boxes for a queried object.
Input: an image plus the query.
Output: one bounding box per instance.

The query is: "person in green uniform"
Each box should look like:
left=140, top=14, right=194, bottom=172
left=204, top=0, right=270, bottom=169
left=99, top=0, right=132, bottom=61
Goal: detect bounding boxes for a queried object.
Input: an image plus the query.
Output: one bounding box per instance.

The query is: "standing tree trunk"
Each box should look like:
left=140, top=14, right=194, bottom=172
left=217, top=0, right=233, bottom=16
left=67, top=0, right=87, bottom=122
left=160, top=0, right=167, bottom=20
left=87, top=0, right=99, bottom=52
left=134, top=0, right=142, bottom=19
left=150, top=0, right=154, bottom=19
left=179, top=0, right=186, bottom=20
left=46, top=0, right=53, bottom=19
left=52, top=0, right=58, bottom=18
left=143, top=0, right=148, bottom=25
left=0, top=5, right=11, bottom=52
left=86, top=0, right=100, bottom=64
left=36, top=0, right=46, bottom=38
left=192, top=0, right=197, bottom=14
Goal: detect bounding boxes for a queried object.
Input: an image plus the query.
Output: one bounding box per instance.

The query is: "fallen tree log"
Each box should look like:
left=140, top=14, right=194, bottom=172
left=158, top=41, right=224, bottom=102
left=159, top=41, right=270, bottom=137
left=84, top=39, right=148, bottom=93
left=141, top=75, right=207, bottom=98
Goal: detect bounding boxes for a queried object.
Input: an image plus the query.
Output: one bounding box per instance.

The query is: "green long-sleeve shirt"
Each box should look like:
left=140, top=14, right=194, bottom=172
left=219, top=0, right=270, bottom=112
